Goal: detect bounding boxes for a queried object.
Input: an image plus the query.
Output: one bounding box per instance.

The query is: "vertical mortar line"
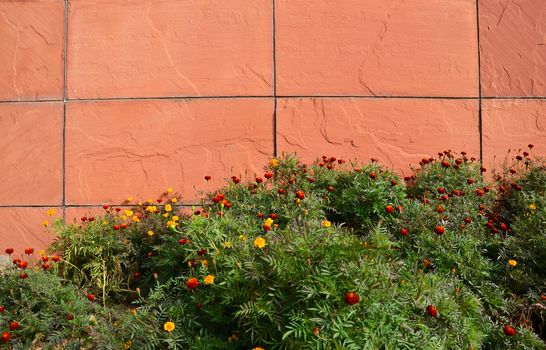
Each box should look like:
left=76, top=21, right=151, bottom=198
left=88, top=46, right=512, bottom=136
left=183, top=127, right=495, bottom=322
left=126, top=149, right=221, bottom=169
left=272, top=0, right=278, bottom=157
left=62, top=0, right=69, bottom=219
left=476, top=0, right=483, bottom=168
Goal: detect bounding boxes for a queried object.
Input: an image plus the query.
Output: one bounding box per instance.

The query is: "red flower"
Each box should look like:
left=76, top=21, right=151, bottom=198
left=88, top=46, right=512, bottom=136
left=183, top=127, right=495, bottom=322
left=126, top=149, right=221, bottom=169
left=476, top=189, right=484, bottom=196
left=390, top=180, right=397, bottom=186
left=41, top=263, right=50, bottom=270
left=278, top=188, right=285, bottom=194
left=204, top=175, right=211, bottom=181
left=369, top=172, right=377, bottom=179
left=19, top=273, right=28, bottom=279
left=308, top=177, right=315, bottom=183
left=0, top=306, right=5, bottom=313
left=5, top=248, right=14, bottom=255
left=81, top=216, right=87, bottom=222
left=503, top=325, right=516, bottom=336
left=257, top=212, right=264, bottom=219
left=24, top=248, right=34, bottom=255
left=399, top=228, right=409, bottom=236
left=344, top=291, right=360, bottom=305
left=113, top=224, right=120, bottom=231
left=232, top=176, right=241, bottom=184
left=441, top=161, right=450, bottom=168
left=255, top=177, right=263, bottom=184
left=464, top=217, right=472, bottom=224
left=52, top=255, right=61, bottom=262
left=440, top=195, right=448, bottom=201
left=87, top=293, right=95, bottom=302
left=103, top=204, right=109, bottom=210
left=186, top=277, right=199, bottom=290
left=264, top=172, right=273, bottom=179
left=42, top=255, right=49, bottom=262
left=434, top=226, right=445, bottom=235
left=8, top=321, right=19, bottom=331
left=437, top=187, right=446, bottom=194
left=178, top=238, right=189, bottom=245
left=466, top=178, right=474, bottom=185
left=1, top=332, right=10, bottom=343
left=66, top=313, right=75, bottom=320
left=269, top=213, right=279, bottom=220
left=437, top=205, right=444, bottom=213
left=385, top=205, right=395, bottom=214
left=17, top=261, right=28, bottom=269
left=134, top=272, right=142, bottom=279
left=426, top=305, right=438, bottom=318
left=295, top=190, right=305, bottom=200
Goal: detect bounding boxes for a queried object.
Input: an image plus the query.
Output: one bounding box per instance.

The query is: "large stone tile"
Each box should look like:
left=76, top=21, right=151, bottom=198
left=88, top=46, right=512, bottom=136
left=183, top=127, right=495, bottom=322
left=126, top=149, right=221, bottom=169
left=68, top=0, right=273, bottom=98
left=0, top=0, right=65, bottom=101
left=479, top=0, right=546, bottom=96
left=0, top=207, right=57, bottom=257
left=276, top=0, right=478, bottom=97
left=482, top=99, right=546, bottom=170
left=65, top=98, right=273, bottom=204
left=277, top=98, right=480, bottom=173
left=0, top=102, right=63, bottom=205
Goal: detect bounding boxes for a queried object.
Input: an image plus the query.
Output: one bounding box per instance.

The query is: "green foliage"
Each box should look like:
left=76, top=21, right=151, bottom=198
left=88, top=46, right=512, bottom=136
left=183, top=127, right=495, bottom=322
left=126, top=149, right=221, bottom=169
left=2, top=151, right=545, bottom=349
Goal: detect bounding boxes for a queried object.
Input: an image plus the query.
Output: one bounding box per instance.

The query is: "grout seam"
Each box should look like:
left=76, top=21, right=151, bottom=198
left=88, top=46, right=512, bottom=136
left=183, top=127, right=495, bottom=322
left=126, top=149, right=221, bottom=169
left=272, top=0, right=278, bottom=157
left=476, top=0, right=484, bottom=167
left=61, top=0, right=69, bottom=220
left=1, top=96, right=546, bottom=104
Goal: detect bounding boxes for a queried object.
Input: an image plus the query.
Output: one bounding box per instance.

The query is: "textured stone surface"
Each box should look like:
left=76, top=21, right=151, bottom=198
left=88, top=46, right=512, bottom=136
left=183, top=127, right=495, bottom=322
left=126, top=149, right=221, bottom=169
left=276, top=0, right=478, bottom=97
left=482, top=99, right=546, bottom=169
left=480, top=0, right=546, bottom=96
left=0, top=102, right=63, bottom=205
left=65, top=99, right=273, bottom=204
left=0, top=207, right=57, bottom=255
left=0, top=0, right=64, bottom=101
left=277, top=98, right=480, bottom=173
left=68, top=0, right=273, bottom=99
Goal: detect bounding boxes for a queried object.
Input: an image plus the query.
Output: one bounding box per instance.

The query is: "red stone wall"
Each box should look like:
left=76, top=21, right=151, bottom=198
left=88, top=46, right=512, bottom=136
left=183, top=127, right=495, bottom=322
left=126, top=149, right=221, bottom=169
left=1, top=0, right=544, bottom=252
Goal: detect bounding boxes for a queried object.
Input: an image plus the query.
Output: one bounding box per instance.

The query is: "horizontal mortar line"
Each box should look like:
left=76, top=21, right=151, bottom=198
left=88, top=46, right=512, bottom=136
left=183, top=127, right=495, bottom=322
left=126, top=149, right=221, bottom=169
left=277, top=95, right=480, bottom=100
left=481, top=96, right=546, bottom=100
left=2, top=95, right=545, bottom=105
left=0, top=99, right=63, bottom=104
left=67, top=95, right=274, bottom=102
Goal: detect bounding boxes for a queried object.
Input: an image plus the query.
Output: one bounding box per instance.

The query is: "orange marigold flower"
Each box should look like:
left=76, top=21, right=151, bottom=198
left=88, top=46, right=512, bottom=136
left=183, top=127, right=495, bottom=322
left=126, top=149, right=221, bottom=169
left=163, top=321, right=175, bottom=332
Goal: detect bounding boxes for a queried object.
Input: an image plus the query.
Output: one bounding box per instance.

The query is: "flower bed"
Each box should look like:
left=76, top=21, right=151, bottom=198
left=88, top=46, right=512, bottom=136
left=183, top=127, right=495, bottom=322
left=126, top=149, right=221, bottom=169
left=1, top=146, right=545, bottom=349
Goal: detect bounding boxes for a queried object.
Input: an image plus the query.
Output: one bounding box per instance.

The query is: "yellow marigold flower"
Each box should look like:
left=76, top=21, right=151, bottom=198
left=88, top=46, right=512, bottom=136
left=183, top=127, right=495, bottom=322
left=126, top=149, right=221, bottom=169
left=269, top=158, right=278, bottom=168
left=264, top=218, right=274, bottom=226
left=126, top=196, right=133, bottom=202
left=46, top=208, right=56, bottom=216
left=166, top=187, right=173, bottom=193
left=38, top=249, right=46, bottom=256
left=124, top=340, right=132, bottom=349
left=529, top=203, right=536, bottom=210
left=124, top=210, right=133, bottom=217
left=204, top=274, right=215, bottom=285
left=165, top=204, right=172, bottom=212
left=254, top=236, right=266, bottom=249
left=102, top=220, right=108, bottom=225
left=171, top=198, right=178, bottom=203
left=508, top=259, right=517, bottom=267
left=163, top=213, right=169, bottom=218
left=43, top=220, right=49, bottom=227
left=130, top=308, right=137, bottom=315
left=132, top=215, right=140, bottom=222
left=295, top=198, right=301, bottom=205
left=164, top=321, right=175, bottom=332
left=121, top=215, right=127, bottom=220
left=172, top=215, right=179, bottom=221
left=239, top=234, right=247, bottom=241
left=322, top=220, right=332, bottom=228
left=253, top=347, right=265, bottom=350
left=147, top=199, right=153, bottom=203
left=137, top=201, right=143, bottom=206
left=167, top=221, right=176, bottom=228
left=202, top=259, right=208, bottom=267
left=223, top=241, right=233, bottom=248
left=147, top=230, right=154, bottom=236
left=146, top=205, right=157, bottom=212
